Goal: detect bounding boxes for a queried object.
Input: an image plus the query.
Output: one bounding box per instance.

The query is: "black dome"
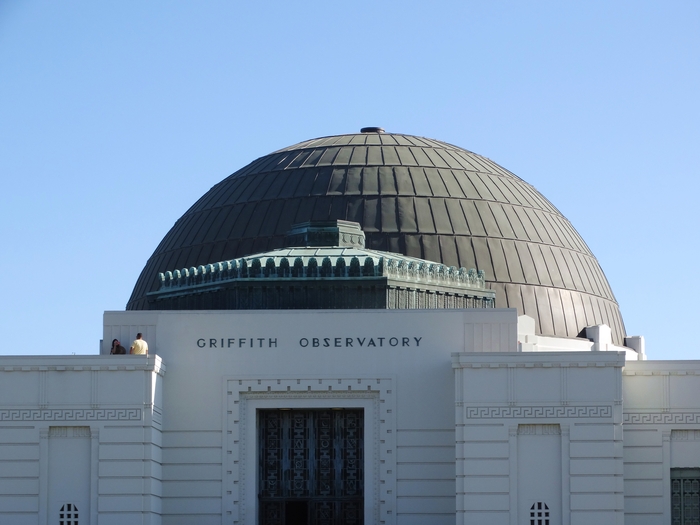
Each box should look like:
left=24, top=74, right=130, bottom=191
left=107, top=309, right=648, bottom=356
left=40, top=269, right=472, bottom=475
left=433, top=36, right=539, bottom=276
left=128, top=131, right=625, bottom=344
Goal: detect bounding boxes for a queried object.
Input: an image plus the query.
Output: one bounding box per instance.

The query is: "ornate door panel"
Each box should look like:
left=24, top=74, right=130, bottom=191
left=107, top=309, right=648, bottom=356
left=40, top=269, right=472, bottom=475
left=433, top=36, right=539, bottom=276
left=259, top=409, right=363, bottom=525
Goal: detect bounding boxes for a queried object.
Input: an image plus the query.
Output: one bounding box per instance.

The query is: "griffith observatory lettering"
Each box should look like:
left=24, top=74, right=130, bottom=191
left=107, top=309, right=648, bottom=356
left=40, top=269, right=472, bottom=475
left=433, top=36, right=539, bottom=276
left=196, top=336, right=423, bottom=349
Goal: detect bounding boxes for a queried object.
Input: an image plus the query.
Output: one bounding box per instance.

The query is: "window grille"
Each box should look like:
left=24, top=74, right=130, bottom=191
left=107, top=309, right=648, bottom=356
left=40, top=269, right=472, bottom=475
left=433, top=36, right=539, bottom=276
left=672, top=468, right=700, bottom=525
left=59, top=503, right=78, bottom=525
left=530, top=502, right=549, bottom=525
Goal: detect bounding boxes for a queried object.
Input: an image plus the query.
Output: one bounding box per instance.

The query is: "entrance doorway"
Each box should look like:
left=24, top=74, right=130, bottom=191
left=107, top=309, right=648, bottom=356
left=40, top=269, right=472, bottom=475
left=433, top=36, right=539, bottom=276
left=258, top=409, right=363, bottom=525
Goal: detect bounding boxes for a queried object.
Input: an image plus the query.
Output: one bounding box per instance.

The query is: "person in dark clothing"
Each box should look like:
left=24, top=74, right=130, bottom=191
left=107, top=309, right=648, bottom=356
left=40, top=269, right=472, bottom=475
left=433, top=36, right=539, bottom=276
left=110, top=339, right=127, bottom=355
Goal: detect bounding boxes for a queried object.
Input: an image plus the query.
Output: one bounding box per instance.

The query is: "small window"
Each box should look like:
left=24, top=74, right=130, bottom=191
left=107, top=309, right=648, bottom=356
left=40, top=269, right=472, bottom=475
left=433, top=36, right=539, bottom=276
left=59, top=503, right=78, bottom=525
left=530, top=502, right=549, bottom=525
left=671, top=468, right=700, bottom=525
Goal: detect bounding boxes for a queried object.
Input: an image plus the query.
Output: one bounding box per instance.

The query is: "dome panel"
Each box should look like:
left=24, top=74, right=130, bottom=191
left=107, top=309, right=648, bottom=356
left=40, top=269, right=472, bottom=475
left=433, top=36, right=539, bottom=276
left=127, top=131, right=626, bottom=344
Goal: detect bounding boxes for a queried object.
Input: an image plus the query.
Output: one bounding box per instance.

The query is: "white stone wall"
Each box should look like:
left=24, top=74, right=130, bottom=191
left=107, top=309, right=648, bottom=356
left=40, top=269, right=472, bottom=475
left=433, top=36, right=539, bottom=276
left=0, top=355, right=164, bottom=525
left=103, top=308, right=517, bottom=525
left=2, top=308, right=692, bottom=525
left=622, top=360, right=700, bottom=525
left=454, top=351, right=626, bottom=525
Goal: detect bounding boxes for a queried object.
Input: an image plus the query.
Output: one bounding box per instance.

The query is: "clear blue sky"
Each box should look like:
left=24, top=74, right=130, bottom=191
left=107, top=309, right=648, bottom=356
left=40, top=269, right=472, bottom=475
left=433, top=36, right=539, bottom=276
left=1, top=1, right=698, bottom=358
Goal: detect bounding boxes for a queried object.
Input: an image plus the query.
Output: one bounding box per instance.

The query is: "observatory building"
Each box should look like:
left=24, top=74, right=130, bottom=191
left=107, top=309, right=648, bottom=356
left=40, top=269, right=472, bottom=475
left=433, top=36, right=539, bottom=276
left=0, top=129, right=697, bottom=525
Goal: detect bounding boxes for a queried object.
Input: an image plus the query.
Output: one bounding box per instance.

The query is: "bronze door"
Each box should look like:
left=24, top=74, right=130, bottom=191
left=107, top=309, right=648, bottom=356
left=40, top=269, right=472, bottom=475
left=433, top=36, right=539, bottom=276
left=259, top=409, right=363, bottom=525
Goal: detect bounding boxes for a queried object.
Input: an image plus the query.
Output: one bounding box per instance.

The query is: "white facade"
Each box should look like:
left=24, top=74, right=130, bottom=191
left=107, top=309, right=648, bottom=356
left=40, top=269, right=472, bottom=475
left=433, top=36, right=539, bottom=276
left=0, top=308, right=698, bottom=525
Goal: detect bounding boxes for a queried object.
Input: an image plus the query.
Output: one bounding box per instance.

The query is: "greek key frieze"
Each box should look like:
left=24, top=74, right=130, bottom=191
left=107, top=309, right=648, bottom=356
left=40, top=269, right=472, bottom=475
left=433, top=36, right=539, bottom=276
left=0, top=408, right=142, bottom=421
left=624, top=412, right=700, bottom=425
left=466, top=405, right=612, bottom=419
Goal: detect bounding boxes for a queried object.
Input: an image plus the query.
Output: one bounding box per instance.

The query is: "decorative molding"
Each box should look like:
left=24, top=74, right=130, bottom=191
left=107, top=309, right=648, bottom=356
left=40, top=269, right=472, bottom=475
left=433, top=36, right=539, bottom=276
left=624, top=412, right=700, bottom=425
left=226, top=377, right=395, bottom=525
left=0, top=408, right=141, bottom=421
left=156, top=254, right=489, bottom=294
left=466, top=405, right=612, bottom=419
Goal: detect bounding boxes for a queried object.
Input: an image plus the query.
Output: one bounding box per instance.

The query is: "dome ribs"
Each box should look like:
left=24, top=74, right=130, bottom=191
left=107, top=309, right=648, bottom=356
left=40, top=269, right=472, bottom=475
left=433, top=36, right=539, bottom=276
left=429, top=199, right=453, bottom=235
left=126, top=131, right=626, bottom=344
left=380, top=197, right=399, bottom=233
left=490, top=203, right=515, bottom=238
left=256, top=171, right=287, bottom=201
left=414, top=198, right=436, bottom=233
left=434, top=148, right=464, bottom=170
left=396, top=197, right=418, bottom=232
left=528, top=244, right=554, bottom=287
left=473, top=201, right=501, bottom=237
left=344, top=167, right=362, bottom=195
left=540, top=245, right=566, bottom=288
left=378, top=166, right=397, bottom=195
left=460, top=200, right=488, bottom=237
left=395, top=147, right=418, bottom=166
left=214, top=173, right=256, bottom=207
left=451, top=150, right=483, bottom=171
left=422, top=147, right=450, bottom=168
left=571, top=251, right=595, bottom=293
left=490, top=174, right=520, bottom=203
left=361, top=167, right=379, bottom=195
left=504, top=283, right=525, bottom=313
left=409, top=167, right=431, bottom=196
left=445, top=199, right=470, bottom=235
left=471, top=237, right=494, bottom=283
left=291, top=168, right=317, bottom=197
left=243, top=200, right=272, bottom=239
left=408, top=147, right=432, bottom=166
left=452, top=171, right=482, bottom=200
left=439, top=169, right=466, bottom=198
left=424, top=168, right=450, bottom=197
left=349, top=146, right=367, bottom=165
left=378, top=133, right=400, bottom=146
left=501, top=239, right=526, bottom=284
left=244, top=171, right=278, bottom=202
left=327, top=168, right=347, bottom=195
left=535, top=286, right=555, bottom=335
left=394, top=167, right=415, bottom=195
left=309, top=167, right=333, bottom=196
left=327, top=196, right=348, bottom=222
left=487, top=238, right=510, bottom=282
left=300, top=148, right=325, bottom=168
left=501, top=205, right=528, bottom=240
left=438, top=236, right=459, bottom=267
left=344, top=196, right=363, bottom=225
left=499, top=177, right=532, bottom=207
left=332, top=147, right=353, bottom=166
left=275, top=200, right=302, bottom=235
left=561, top=248, right=586, bottom=291
left=310, top=196, right=333, bottom=222
left=367, top=145, right=383, bottom=165
left=285, top=149, right=314, bottom=170
left=581, top=254, right=606, bottom=298
left=316, top=146, right=341, bottom=166
left=469, top=173, right=497, bottom=201
left=551, top=246, right=576, bottom=290
left=380, top=147, right=401, bottom=166
left=200, top=208, right=230, bottom=245
left=279, top=170, right=305, bottom=199
left=514, top=242, right=540, bottom=284
left=570, top=291, right=587, bottom=334
left=524, top=208, right=554, bottom=244
left=549, top=288, right=568, bottom=337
